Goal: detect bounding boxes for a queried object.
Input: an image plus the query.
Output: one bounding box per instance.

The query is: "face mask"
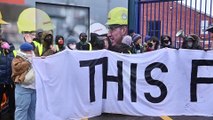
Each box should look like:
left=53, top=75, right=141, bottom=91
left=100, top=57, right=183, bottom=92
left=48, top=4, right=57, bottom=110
left=147, top=42, right=153, bottom=48
left=1, top=42, right=10, bottom=49
left=69, top=44, right=76, bottom=50
left=58, top=39, right=64, bottom=45
left=164, top=40, right=169, bottom=44
left=188, top=42, right=193, bottom=47
left=81, top=37, right=87, bottom=42
left=44, top=37, right=53, bottom=45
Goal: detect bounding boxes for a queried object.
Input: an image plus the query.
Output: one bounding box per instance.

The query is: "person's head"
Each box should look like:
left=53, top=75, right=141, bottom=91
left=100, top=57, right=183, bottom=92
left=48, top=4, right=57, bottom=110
left=79, top=32, right=87, bottom=43
left=17, top=8, right=54, bottom=43
left=106, top=7, right=128, bottom=46
left=90, top=23, right=110, bottom=49
left=146, top=36, right=159, bottom=50
left=132, top=34, right=142, bottom=45
left=20, top=42, right=34, bottom=55
left=144, top=35, right=151, bottom=43
left=0, top=41, right=10, bottom=50
left=90, top=23, right=108, bottom=36
left=160, top=35, right=172, bottom=48
left=55, top=35, right=64, bottom=48
left=128, top=29, right=135, bottom=37
left=122, top=35, right=132, bottom=46
left=43, top=34, right=53, bottom=48
left=66, top=37, right=77, bottom=50
left=185, top=36, right=195, bottom=48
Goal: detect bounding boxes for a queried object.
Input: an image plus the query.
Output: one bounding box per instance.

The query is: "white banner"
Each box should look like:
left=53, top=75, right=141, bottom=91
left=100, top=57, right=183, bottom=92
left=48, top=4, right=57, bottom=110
left=32, top=48, right=213, bottom=120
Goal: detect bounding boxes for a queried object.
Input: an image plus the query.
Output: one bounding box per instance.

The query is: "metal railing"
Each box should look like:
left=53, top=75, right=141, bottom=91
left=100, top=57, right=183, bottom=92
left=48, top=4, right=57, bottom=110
left=137, top=0, right=213, bottom=49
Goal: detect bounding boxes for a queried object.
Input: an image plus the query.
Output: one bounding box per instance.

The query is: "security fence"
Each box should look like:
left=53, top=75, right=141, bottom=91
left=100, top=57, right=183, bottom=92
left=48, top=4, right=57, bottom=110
left=137, top=0, right=213, bottom=49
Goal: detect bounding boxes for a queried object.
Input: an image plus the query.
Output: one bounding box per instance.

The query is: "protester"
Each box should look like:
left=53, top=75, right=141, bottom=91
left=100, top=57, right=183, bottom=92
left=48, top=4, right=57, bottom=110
left=66, top=37, right=77, bottom=50
left=55, top=35, right=65, bottom=52
left=131, top=34, right=143, bottom=53
left=160, top=35, right=173, bottom=48
left=11, top=42, right=36, bottom=120
left=128, top=29, right=136, bottom=37
left=35, top=33, right=55, bottom=56
left=17, top=8, right=55, bottom=56
left=90, top=33, right=105, bottom=50
left=106, top=7, right=128, bottom=52
left=90, top=23, right=109, bottom=50
left=76, top=32, right=92, bottom=50
left=144, top=36, right=159, bottom=52
left=181, top=34, right=202, bottom=50
left=0, top=40, right=15, bottom=120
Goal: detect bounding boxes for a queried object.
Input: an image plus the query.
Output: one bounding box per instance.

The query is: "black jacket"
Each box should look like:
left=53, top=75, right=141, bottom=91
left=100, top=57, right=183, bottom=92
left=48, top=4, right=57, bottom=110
left=0, top=50, right=14, bottom=84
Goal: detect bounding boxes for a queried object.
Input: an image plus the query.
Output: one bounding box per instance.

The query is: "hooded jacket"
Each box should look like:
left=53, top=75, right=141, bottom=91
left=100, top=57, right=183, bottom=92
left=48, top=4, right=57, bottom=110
left=11, top=51, right=31, bottom=83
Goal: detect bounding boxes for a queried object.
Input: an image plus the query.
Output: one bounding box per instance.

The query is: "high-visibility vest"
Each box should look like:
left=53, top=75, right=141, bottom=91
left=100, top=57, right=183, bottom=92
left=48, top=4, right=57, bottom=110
left=88, top=43, right=92, bottom=51
left=0, top=50, right=16, bottom=57
left=33, top=41, right=43, bottom=56
left=13, top=50, right=17, bottom=57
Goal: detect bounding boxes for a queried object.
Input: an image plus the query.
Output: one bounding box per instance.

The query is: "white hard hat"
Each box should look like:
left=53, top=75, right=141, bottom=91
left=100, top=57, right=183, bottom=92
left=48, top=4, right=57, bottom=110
left=90, top=23, right=108, bottom=36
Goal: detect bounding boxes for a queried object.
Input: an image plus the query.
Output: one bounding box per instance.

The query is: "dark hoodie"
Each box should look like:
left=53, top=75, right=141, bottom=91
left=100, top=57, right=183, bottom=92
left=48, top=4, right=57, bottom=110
left=181, top=34, right=202, bottom=50
left=160, top=35, right=174, bottom=48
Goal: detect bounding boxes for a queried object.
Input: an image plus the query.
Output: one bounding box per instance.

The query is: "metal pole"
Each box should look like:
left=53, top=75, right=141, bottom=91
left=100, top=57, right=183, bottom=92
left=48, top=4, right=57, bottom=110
left=184, top=0, right=187, bottom=33
left=162, top=2, right=165, bottom=35
left=203, top=0, right=207, bottom=49
left=199, top=0, right=202, bottom=37
left=179, top=0, right=183, bottom=48
left=189, top=0, right=192, bottom=34
left=194, top=0, right=197, bottom=34
left=166, top=2, right=169, bottom=34
left=170, top=1, right=174, bottom=39
left=209, top=0, right=213, bottom=49
left=175, top=0, right=178, bottom=48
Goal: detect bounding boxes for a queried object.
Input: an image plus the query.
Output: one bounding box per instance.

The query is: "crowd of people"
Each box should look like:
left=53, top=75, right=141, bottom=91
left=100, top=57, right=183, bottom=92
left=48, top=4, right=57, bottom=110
left=0, top=6, right=210, bottom=120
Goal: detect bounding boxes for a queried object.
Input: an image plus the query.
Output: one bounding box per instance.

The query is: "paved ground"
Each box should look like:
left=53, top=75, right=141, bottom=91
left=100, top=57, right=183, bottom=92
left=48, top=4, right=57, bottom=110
left=2, top=112, right=213, bottom=120
left=90, top=113, right=213, bottom=120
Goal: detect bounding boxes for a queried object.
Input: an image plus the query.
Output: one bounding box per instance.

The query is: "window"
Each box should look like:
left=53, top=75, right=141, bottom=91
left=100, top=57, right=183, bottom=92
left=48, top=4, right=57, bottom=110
left=147, top=20, right=161, bottom=38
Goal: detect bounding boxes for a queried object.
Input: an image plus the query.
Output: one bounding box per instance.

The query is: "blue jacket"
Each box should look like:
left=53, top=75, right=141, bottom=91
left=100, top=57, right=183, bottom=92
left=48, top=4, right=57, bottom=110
left=0, top=50, right=14, bottom=84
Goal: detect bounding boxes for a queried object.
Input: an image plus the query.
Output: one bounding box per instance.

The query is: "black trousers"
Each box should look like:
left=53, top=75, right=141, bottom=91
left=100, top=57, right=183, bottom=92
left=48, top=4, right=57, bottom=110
left=0, top=84, right=15, bottom=120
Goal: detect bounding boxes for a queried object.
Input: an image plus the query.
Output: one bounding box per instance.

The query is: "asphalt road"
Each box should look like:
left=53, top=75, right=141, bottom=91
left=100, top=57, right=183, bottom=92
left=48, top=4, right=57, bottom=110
left=2, top=113, right=213, bottom=120
left=90, top=114, right=213, bottom=120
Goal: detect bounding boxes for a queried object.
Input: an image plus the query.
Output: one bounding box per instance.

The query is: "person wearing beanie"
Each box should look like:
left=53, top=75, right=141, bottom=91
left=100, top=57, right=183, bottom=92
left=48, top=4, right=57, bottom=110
left=11, top=42, right=36, bottom=120
left=131, top=34, right=143, bottom=53
left=122, top=35, right=132, bottom=46
left=66, top=37, right=77, bottom=50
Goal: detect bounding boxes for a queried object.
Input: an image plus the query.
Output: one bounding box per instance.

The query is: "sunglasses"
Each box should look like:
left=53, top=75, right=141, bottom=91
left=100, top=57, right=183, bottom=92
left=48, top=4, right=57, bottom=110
left=108, top=25, right=123, bottom=31
left=22, top=31, right=36, bottom=36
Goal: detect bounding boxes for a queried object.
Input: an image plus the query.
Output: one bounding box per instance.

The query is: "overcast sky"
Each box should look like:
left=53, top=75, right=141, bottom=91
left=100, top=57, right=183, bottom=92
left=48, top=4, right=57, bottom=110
left=179, top=0, right=213, bottom=16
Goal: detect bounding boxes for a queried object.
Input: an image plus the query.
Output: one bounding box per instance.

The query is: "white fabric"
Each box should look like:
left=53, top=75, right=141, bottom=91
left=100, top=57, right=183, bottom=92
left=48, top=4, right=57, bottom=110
left=33, top=48, right=213, bottom=120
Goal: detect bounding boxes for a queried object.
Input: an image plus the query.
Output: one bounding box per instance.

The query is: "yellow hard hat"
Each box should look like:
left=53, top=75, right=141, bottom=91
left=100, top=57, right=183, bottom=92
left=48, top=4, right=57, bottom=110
left=0, top=11, right=9, bottom=24
left=106, top=7, right=128, bottom=26
left=17, top=8, right=54, bottom=33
